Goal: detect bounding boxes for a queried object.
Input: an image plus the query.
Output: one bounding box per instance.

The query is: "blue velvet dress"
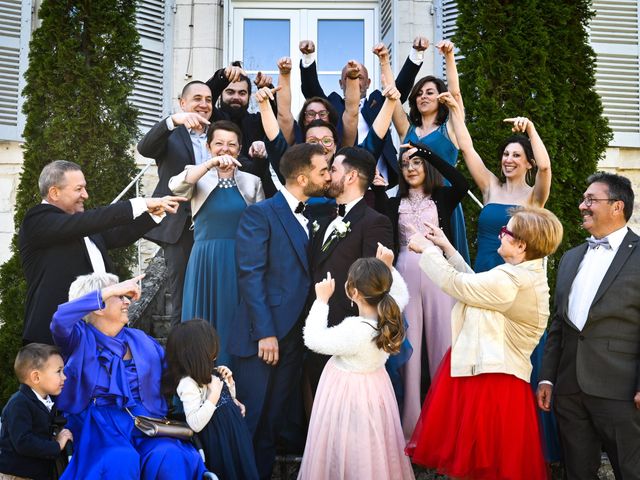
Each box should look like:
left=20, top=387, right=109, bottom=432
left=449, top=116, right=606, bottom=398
left=403, top=123, right=470, bottom=263
left=195, top=372, right=258, bottom=480
left=182, top=184, right=246, bottom=367
left=51, top=292, right=207, bottom=480
left=473, top=203, right=562, bottom=462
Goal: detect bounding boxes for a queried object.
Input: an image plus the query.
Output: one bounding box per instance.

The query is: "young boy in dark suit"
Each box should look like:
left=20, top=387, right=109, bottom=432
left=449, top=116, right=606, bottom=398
left=0, top=343, right=72, bottom=480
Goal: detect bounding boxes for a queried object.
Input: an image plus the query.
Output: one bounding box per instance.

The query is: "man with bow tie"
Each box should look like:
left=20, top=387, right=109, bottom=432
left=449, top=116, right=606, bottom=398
left=305, top=146, right=393, bottom=395
left=231, top=143, right=330, bottom=480
left=537, top=172, right=640, bottom=480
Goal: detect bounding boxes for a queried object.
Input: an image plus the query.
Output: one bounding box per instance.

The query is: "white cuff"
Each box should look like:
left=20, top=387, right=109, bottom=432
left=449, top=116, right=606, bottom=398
left=166, top=116, right=175, bottom=131
left=301, top=53, right=316, bottom=68
left=409, top=48, right=424, bottom=65
left=538, top=380, right=554, bottom=387
left=130, top=198, right=164, bottom=223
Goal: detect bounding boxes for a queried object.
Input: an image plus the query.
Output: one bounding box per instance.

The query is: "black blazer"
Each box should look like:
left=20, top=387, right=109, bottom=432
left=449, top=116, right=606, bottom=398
left=19, top=202, right=157, bottom=344
left=309, top=199, right=393, bottom=327
left=378, top=144, right=469, bottom=257
left=137, top=118, right=196, bottom=244
left=0, top=384, right=63, bottom=479
left=300, top=57, right=422, bottom=187
left=540, top=229, right=640, bottom=401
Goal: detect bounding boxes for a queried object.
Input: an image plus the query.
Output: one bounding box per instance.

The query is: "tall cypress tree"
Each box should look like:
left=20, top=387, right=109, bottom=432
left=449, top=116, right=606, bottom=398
left=0, top=0, right=140, bottom=403
left=454, top=0, right=611, bottom=281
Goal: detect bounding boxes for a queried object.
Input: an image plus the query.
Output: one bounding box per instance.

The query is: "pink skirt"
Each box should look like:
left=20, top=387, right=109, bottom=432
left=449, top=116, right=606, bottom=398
left=298, top=357, right=415, bottom=480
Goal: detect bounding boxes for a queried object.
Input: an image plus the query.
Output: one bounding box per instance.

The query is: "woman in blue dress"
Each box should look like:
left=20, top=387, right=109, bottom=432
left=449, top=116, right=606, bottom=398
left=51, top=273, right=208, bottom=479
left=440, top=92, right=561, bottom=462
left=169, top=120, right=264, bottom=367
left=388, top=40, right=470, bottom=263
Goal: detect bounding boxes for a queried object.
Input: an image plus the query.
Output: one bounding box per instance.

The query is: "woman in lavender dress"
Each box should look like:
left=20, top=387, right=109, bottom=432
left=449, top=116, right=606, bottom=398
left=379, top=141, right=468, bottom=439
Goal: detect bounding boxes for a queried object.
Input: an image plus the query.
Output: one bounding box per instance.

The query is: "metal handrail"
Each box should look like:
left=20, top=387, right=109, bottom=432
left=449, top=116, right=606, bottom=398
left=111, top=160, right=154, bottom=204
left=111, top=160, right=155, bottom=276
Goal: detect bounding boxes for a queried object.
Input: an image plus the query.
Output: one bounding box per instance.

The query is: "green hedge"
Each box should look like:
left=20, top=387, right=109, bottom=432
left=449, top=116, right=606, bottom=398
left=0, top=0, right=141, bottom=406
left=454, top=0, right=611, bottom=294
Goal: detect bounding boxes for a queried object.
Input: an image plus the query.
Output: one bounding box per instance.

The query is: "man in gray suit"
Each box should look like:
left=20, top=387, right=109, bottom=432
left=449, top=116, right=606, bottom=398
left=537, top=172, right=640, bottom=480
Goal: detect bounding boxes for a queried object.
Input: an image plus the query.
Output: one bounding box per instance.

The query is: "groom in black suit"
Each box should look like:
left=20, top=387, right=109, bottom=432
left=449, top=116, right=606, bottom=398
left=538, top=172, right=640, bottom=480
left=306, top=146, right=393, bottom=393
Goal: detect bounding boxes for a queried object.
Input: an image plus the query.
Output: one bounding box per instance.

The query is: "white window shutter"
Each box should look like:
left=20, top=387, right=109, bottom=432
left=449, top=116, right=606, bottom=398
left=435, top=0, right=459, bottom=79
left=132, top=0, right=172, bottom=133
left=0, top=0, right=31, bottom=141
left=591, top=0, right=640, bottom=147
left=380, top=0, right=393, bottom=62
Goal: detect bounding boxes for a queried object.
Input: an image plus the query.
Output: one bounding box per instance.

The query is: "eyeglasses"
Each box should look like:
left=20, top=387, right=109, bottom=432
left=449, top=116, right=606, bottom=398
left=581, top=196, right=619, bottom=207
left=498, top=226, right=516, bottom=239
left=304, top=110, right=330, bottom=120
left=400, top=158, right=424, bottom=170
left=118, top=295, right=132, bottom=303
left=306, top=136, right=335, bottom=148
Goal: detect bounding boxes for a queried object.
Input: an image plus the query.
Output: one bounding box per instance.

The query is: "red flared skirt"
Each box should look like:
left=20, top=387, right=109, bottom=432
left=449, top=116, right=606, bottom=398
left=406, top=349, right=548, bottom=480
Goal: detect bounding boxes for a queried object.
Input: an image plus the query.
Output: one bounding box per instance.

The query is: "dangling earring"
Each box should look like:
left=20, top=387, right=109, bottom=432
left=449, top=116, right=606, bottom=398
left=350, top=299, right=354, bottom=308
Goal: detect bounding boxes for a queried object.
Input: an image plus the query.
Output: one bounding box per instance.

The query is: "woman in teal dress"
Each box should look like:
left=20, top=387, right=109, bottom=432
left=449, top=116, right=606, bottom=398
left=169, top=120, right=264, bottom=367
left=390, top=40, right=470, bottom=263
left=440, top=92, right=561, bottom=462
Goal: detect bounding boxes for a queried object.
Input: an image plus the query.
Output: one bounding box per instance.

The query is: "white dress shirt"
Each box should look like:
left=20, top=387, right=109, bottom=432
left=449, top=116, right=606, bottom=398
left=280, top=187, right=309, bottom=236
left=166, top=116, right=208, bottom=165
left=567, top=226, right=628, bottom=331
left=323, top=196, right=363, bottom=244
left=31, top=388, right=54, bottom=411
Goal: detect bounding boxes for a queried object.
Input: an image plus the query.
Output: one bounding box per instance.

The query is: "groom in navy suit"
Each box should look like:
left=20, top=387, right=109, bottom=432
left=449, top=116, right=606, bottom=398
left=231, top=142, right=330, bottom=479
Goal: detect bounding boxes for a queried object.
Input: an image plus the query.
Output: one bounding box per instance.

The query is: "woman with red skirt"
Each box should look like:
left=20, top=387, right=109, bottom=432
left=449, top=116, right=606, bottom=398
left=406, top=205, right=563, bottom=480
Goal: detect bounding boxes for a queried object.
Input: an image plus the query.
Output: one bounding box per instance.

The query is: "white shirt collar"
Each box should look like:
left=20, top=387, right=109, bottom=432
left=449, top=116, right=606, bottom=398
left=31, top=387, right=54, bottom=411
left=339, top=195, right=364, bottom=218
left=281, top=187, right=306, bottom=215
left=589, top=225, right=628, bottom=251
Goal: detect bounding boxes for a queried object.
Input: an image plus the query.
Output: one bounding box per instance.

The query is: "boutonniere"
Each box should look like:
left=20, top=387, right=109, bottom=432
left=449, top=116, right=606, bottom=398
left=312, top=220, right=320, bottom=234
left=322, top=220, right=351, bottom=252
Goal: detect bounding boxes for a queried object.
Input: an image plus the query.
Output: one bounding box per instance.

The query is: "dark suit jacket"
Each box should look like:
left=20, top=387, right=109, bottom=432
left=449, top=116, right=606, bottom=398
left=309, top=199, right=393, bottom=327
left=378, top=145, right=468, bottom=257
left=300, top=57, right=422, bottom=186
left=541, top=229, right=640, bottom=401
left=19, top=202, right=157, bottom=344
left=137, top=118, right=196, bottom=244
left=0, top=384, right=63, bottom=479
left=230, top=191, right=311, bottom=357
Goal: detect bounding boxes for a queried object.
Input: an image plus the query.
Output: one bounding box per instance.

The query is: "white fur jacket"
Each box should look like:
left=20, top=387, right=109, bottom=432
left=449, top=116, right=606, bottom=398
left=304, top=268, right=409, bottom=373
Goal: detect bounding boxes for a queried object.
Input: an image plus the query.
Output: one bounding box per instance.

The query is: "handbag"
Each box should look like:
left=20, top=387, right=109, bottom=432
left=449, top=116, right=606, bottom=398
left=126, top=407, right=194, bottom=441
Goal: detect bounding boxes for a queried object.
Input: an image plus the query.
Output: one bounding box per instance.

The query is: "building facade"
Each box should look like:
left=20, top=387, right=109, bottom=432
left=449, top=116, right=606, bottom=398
left=0, top=0, right=638, bottom=262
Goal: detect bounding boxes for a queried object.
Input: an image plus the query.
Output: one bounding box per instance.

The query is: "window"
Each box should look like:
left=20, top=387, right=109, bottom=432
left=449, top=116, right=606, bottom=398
left=591, top=0, right=640, bottom=147
left=132, top=0, right=173, bottom=134
left=0, top=0, right=32, bottom=141
left=228, top=3, right=377, bottom=115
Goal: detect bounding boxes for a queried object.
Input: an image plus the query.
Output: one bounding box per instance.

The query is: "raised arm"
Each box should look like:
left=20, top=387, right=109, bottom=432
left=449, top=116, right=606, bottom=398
left=504, top=117, right=552, bottom=207
left=299, top=40, right=328, bottom=99
left=275, top=57, right=295, bottom=145
left=437, top=41, right=463, bottom=111
left=395, top=35, right=428, bottom=103
left=438, top=92, right=497, bottom=198
left=371, top=83, right=401, bottom=140
left=341, top=60, right=361, bottom=147
left=255, top=86, right=282, bottom=142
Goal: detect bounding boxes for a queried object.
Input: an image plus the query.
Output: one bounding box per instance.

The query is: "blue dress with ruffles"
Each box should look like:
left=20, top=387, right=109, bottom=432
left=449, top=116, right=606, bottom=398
left=51, top=291, right=207, bottom=479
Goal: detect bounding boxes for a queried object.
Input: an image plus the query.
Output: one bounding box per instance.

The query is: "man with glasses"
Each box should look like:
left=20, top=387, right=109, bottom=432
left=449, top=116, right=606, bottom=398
left=537, top=172, right=640, bottom=479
